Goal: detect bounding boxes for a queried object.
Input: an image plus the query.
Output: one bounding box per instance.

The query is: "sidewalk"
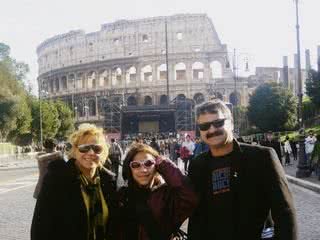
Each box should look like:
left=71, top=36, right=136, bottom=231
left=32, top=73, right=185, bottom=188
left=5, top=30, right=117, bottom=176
left=283, top=158, right=320, bottom=194
left=0, top=153, right=37, bottom=170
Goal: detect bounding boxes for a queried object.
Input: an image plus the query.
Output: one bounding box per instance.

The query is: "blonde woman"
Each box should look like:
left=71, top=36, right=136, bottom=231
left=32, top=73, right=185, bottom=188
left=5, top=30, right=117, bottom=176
left=31, top=124, right=119, bottom=240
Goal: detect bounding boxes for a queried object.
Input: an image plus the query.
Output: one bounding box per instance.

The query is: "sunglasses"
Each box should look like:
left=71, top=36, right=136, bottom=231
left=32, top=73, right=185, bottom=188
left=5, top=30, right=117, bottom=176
left=78, top=144, right=103, bottom=154
left=129, top=159, right=155, bottom=169
left=198, top=118, right=226, bottom=131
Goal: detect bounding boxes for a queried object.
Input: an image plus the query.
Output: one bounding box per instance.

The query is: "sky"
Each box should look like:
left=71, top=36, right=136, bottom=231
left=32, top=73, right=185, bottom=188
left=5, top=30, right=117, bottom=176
left=1, top=0, right=319, bottom=93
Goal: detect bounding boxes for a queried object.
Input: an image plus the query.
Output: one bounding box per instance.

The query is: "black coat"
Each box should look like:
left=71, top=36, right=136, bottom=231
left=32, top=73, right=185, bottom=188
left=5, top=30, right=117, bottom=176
left=31, top=158, right=119, bottom=240
left=188, top=140, right=297, bottom=240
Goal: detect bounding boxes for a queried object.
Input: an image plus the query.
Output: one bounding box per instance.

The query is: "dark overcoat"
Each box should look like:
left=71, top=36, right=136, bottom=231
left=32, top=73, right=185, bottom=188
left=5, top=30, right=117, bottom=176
left=188, top=140, right=297, bottom=240
left=31, top=158, right=119, bottom=240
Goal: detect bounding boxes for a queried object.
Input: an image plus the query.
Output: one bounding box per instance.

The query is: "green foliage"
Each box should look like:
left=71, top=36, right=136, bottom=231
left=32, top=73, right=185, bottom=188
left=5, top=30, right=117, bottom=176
left=247, top=83, right=298, bottom=132
left=233, top=106, right=250, bottom=136
left=0, top=42, right=32, bottom=142
left=302, top=98, right=318, bottom=120
left=305, top=69, right=320, bottom=108
left=54, top=100, right=75, bottom=140
left=31, top=98, right=60, bottom=142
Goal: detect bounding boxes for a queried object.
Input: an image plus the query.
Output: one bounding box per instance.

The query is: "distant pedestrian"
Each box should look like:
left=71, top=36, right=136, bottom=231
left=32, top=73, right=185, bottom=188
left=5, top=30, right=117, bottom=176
left=305, top=131, right=317, bottom=166
left=290, top=138, right=298, bottom=161
left=261, top=132, right=283, bottom=165
left=311, top=134, right=320, bottom=179
left=284, top=136, right=292, bottom=165
left=149, top=137, right=160, bottom=153
left=181, top=135, right=195, bottom=173
left=108, top=138, right=123, bottom=180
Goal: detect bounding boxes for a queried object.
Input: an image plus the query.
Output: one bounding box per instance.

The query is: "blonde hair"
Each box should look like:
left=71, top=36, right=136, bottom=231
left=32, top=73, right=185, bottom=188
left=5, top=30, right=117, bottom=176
left=68, top=123, right=109, bottom=165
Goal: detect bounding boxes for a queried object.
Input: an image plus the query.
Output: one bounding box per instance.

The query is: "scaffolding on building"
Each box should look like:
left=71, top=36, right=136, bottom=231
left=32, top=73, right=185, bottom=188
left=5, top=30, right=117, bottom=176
left=173, top=97, right=195, bottom=133
left=102, top=93, right=124, bottom=134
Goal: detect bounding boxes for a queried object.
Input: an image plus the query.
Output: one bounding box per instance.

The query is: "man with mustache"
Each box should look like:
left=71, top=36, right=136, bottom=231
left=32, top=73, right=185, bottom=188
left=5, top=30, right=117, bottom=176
left=187, top=100, right=297, bottom=240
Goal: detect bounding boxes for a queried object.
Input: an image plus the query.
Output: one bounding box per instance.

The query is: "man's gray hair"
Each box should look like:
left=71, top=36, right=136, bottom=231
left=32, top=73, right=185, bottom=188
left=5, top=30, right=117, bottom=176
left=195, top=100, right=232, bottom=120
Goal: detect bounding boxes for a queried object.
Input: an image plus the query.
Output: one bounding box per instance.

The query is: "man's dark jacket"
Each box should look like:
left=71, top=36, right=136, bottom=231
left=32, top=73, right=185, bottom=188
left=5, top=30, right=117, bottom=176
left=31, top=158, right=119, bottom=240
left=188, top=141, right=297, bottom=240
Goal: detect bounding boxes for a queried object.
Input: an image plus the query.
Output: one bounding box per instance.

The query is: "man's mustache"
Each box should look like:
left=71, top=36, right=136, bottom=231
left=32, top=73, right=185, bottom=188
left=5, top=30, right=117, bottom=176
left=206, top=130, right=224, bottom=138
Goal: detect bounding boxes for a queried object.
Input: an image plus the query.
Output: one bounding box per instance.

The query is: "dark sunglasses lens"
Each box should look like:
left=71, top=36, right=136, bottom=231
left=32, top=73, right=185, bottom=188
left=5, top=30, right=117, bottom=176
left=78, top=145, right=102, bottom=154
left=198, top=119, right=226, bottom=131
left=144, top=160, right=155, bottom=167
left=198, top=122, right=211, bottom=131
left=92, top=145, right=103, bottom=154
left=78, top=145, right=91, bottom=153
left=130, top=161, right=141, bottom=169
left=213, top=119, right=225, bottom=128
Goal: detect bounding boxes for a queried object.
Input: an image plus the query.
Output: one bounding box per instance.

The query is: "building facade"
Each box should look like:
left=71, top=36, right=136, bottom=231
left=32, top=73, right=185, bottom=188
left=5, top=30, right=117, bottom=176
left=37, top=14, right=249, bottom=137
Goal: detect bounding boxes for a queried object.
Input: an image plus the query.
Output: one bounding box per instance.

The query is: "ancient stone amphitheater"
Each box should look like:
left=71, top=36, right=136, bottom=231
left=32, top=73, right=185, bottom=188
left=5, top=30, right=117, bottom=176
left=37, top=14, right=248, bottom=138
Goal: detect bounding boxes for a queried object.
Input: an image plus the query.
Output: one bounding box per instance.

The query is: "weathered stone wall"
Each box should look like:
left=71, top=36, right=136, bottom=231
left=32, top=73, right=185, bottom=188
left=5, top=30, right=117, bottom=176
left=37, top=14, right=249, bottom=125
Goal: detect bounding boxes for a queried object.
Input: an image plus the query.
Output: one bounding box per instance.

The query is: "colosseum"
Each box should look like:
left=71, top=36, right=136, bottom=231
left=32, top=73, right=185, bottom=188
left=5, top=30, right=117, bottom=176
left=37, top=14, right=249, bottom=138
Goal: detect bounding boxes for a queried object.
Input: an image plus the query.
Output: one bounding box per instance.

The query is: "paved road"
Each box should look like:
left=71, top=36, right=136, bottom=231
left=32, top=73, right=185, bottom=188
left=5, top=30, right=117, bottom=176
left=0, top=168, right=319, bottom=240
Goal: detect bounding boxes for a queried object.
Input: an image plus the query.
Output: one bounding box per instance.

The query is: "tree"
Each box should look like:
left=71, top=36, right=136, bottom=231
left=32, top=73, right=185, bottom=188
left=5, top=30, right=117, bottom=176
left=30, top=98, right=60, bottom=143
left=54, top=100, right=75, bottom=141
left=233, top=106, right=250, bottom=135
left=0, top=42, right=32, bottom=142
left=247, top=83, right=297, bottom=132
left=305, top=69, right=320, bottom=108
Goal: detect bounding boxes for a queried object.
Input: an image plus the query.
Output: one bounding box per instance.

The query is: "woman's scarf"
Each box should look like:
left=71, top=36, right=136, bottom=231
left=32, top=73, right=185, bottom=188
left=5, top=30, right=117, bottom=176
left=79, top=170, right=105, bottom=240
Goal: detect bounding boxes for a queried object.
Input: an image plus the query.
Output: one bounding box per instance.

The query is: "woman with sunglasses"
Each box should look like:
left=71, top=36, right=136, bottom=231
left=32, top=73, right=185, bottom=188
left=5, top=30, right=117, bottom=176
left=31, top=123, right=119, bottom=240
left=119, top=143, right=198, bottom=240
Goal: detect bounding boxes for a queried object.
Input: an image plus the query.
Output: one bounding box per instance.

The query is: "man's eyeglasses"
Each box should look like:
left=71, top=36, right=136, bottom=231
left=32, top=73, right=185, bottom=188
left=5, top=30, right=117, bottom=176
left=197, top=118, right=226, bottom=131
left=78, top=144, right=103, bottom=154
left=129, top=159, right=155, bottom=169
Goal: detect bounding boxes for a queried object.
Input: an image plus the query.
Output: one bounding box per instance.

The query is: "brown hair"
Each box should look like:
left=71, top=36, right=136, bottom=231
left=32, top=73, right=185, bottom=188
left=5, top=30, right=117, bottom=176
left=122, top=143, right=159, bottom=182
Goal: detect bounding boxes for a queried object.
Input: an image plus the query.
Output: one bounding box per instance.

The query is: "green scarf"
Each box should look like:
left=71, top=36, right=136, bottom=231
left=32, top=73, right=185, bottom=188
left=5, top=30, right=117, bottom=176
left=79, top=170, right=105, bottom=240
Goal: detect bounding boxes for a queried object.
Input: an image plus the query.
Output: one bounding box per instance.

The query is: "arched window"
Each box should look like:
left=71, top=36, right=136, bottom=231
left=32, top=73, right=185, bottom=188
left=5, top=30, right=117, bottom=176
left=55, top=78, right=60, bottom=91
left=76, top=73, right=84, bottom=89
left=99, top=70, right=109, bottom=87
left=144, top=96, right=152, bottom=105
left=193, top=93, right=205, bottom=104
left=76, top=101, right=84, bottom=117
left=157, top=64, right=167, bottom=81
left=175, top=63, right=186, bottom=80
left=61, top=76, right=67, bottom=90
left=112, top=67, right=122, bottom=86
left=192, top=62, right=204, bottom=80
left=98, top=98, right=109, bottom=115
left=141, top=65, right=153, bottom=82
left=126, top=66, right=136, bottom=84
left=88, top=99, right=96, bottom=116
left=210, top=61, right=223, bottom=78
left=87, top=71, right=96, bottom=89
left=68, top=74, right=75, bottom=89
left=160, top=95, right=168, bottom=105
left=127, top=96, right=137, bottom=106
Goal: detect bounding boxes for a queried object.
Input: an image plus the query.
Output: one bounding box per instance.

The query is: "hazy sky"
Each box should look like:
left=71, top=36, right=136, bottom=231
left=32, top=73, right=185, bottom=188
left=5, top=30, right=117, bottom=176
left=1, top=0, right=319, bottom=92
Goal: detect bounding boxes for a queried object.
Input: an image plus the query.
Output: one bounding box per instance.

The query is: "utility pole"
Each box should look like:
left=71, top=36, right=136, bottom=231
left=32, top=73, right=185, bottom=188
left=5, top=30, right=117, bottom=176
left=165, top=20, right=170, bottom=105
left=294, top=0, right=310, bottom=178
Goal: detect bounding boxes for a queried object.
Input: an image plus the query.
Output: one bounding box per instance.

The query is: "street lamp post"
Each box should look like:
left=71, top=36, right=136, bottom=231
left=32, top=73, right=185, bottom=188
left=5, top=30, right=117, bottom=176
left=227, top=49, right=250, bottom=136
left=39, top=92, right=43, bottom=149
left=39, top=89, right=48, bottom=149
left=294, top=0, right=310, bottom=178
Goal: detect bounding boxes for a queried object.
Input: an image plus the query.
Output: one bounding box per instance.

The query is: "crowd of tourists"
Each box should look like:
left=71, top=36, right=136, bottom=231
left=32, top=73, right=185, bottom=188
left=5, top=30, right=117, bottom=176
left=31, top=99, right=300, bottom=240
